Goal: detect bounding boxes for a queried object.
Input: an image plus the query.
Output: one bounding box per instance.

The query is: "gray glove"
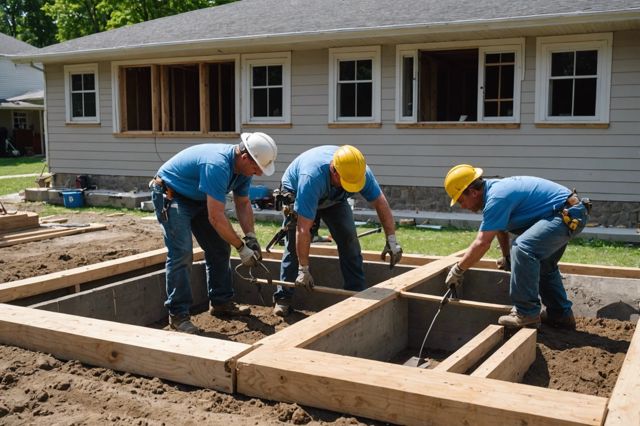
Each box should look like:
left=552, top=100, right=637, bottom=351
left=243, top=232, right=262, bottom=260
left=238, top=242, right=259, bottom=267
left=496, top=255, right=511, bottom=271
left=445, top=263, right=465, bottom=288
left=295, top=265, right=314, bottom=291
left=381, top=234, right=403, bottom=269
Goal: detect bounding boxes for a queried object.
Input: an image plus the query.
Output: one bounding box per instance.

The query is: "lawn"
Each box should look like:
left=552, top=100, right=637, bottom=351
left=0, top=157, right=47, bottom=176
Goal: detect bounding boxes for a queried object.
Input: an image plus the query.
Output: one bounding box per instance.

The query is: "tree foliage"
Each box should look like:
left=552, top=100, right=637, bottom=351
left=1, top=0, right=239, bottom=47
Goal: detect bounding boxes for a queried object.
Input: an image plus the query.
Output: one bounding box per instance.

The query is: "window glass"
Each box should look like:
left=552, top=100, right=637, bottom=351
left=339, top=61, right=355, bottom=81
left=251, top=64, right=283, bottom=118
left=574, top=78, right=597, bottom=115
left=83, top=73, right=95, bottom=90
left=549, top=49, right=599, bottom=117
left=337, top=59, right=373, bottom=118
left=576, top=50, right=597, bottom=75
left=268, top=87, right=283, bottom=116
left=253, top=66, right=267, bottom=86
left=551, top=52, right=574, bottom=76
left=253, top=87, right=268, bottom=117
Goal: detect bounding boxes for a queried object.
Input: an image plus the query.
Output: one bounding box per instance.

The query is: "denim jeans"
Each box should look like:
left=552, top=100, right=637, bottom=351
left=509, top=202, right=589, bottom=317
left=274, top=200, right=365, bottom=302
left=151, top=183, right=233, bottom=316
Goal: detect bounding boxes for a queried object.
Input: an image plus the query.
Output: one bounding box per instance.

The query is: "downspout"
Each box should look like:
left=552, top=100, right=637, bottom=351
left=31, top=61, right=48, bottom=163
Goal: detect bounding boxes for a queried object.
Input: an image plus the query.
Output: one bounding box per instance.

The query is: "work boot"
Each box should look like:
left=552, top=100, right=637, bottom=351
left=541, top=309, right=576, bottom=330
left=210, top=301, right=251, bottom=316
left=273, top=301, right=292, bottom=317
left=168, top=314, right=199, bottom=334
left=498, top=308, right=540, bottom=328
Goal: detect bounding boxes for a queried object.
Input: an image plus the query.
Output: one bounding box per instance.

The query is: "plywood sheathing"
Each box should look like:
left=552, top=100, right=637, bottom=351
left=0, top=304, right=250, bottom=392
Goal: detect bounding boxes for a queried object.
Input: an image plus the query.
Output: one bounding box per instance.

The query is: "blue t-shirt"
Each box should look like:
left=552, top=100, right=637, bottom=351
left=282, top=145, right=382, bottom=220
left=157, top=144, right=251, bottom=202
left=480, top=176, right=571, bottom=232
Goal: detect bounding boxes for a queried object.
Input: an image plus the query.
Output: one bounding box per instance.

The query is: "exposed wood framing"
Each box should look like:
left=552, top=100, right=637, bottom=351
left=199, top=63, right=209, bottom=133
left=151, top=65, right=160, bottom=132
left=118, top=67, right=127, bottom=132
left=0, top=304, right=250, bottom=392
left=604, top=320, right=640, bottom=425
left=435, top=324, right=504, bottom=373
left=470, top=328, right=537, bottom=383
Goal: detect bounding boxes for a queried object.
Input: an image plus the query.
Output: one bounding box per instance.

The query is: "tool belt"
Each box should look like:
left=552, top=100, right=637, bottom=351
left=561, top=190, right=592, bottom=231
left=273, top=187, right=296, bottom=216
left=150, top=176, right=175, bottom=200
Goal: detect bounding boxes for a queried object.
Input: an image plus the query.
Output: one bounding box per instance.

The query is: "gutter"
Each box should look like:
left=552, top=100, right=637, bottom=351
left=8, top=8, right=640, bottom=64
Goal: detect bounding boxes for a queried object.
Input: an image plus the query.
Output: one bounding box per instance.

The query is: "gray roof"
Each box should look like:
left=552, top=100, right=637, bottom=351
left=13, top=0, right=640, bottom=58
left=0, top=32, right=38, bottom=55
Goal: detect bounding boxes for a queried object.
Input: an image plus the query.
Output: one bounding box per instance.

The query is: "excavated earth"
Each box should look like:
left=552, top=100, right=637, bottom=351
left=0, top=201, right=636, bottom=424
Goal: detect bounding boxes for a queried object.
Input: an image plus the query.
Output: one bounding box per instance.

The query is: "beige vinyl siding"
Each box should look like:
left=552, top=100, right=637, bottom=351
left=0, top=58, right=42, bottom=99
left=44, top=30, right=640, bottom=202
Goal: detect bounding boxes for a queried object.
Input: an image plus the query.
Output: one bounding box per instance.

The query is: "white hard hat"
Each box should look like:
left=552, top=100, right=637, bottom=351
left=240, top=132, right=278, bottom=176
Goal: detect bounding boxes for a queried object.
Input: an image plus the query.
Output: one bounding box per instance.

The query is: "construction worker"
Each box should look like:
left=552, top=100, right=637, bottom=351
left=272, top=145, right=402, bottom=316
left=150, top=133, right=278, bottom=333
left=443, top=165, right=590, bottom=329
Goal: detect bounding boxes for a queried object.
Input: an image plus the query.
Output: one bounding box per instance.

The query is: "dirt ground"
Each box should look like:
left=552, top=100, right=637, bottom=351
left=0, top=201, right=636, bottom=424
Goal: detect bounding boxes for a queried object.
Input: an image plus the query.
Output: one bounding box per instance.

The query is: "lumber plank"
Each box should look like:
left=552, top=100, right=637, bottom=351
left=470, top=328, right=537, bottom=382
left=0, top=304, right=249, bottom=392
left=237, top=346, right=607, bottom=426
left=434, top=324, right=504, bottom=373
left=257, top=257, right=459, bottom=350
left=399, top=291, right=512, bottom=312
left=0, top=247, right=205, bottom=302
left=0, top=223, right=107, bottom=247
left=604, top=321, right=640, bottom=426
left=0, top=211, right=39, bottom=232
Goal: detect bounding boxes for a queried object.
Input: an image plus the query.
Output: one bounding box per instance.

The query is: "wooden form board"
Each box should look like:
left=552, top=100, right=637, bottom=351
left=0, top=211, right=39, bottom=232
left=0, top=223, right=107, bottom=247
left=471, top=328, right=537, bottom=383
left=435, top=324, right=504, bottom=374
left=604, top=320, right=640, bottom=425
left=237, top=346, right=607, bottom=426
left=0, top=304, right=251, bottom=392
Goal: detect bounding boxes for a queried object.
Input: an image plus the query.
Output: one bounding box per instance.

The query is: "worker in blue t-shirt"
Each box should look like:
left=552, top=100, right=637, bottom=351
left=272, top=145, right=403, bottom=317
left=150, top=133, right=278, bottom=333
left=443, top=164, right=590, bottom=329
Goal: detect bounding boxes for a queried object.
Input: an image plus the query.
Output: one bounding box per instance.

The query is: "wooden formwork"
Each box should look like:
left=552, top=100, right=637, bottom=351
left=0, top=247, right=638, bottom=425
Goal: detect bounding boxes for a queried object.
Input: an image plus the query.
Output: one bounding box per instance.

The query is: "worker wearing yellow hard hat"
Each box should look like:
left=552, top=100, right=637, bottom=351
left=443, top=164, right=591, bottom=330
left=272, top=145, right=402, bottom=317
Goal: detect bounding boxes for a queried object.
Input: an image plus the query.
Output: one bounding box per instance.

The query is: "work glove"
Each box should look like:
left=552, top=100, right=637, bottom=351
left=243, top=232, right=262, bottom=260
left=295, top=265, right=314, bottom=291
left=445, top=263, right=465, bottom=289
left=380, top=234, right=403, bottom=269
left=238, top=241, right=259, bottom=267
left=496, top=255, right=511, bottom=272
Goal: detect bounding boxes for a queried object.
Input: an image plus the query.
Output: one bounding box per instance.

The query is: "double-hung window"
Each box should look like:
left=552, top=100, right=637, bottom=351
left=242, top=52, right=291, bottom=124
left=535, top=33, right=612, bottom=124
left=396, top=39, right=524, bottom=124
left=329, top=46, right=381, bottom=124
left=64, top=64, right=100, bottom=124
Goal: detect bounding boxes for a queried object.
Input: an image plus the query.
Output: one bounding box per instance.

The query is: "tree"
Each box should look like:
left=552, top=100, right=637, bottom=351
left=0, top=0, right=56, bottom=47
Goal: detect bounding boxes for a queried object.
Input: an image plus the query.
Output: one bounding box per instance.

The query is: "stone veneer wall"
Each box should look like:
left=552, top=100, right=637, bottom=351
left=52, top=174, right=640, bottom=229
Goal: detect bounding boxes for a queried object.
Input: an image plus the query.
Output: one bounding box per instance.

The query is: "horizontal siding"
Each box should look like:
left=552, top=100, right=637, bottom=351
left=0, top=59, right=43, bottom=99
left=45, top=31, right=640, bottom=202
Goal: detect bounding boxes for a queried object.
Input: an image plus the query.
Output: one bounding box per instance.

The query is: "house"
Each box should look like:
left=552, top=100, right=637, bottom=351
left=9, top=0, right=640, bottom=226
left=0, top=33, right=44, bottom=156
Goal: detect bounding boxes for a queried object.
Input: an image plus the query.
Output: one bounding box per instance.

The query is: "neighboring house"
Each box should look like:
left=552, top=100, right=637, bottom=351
left=8, top=0, right=640, bottom=226
left=0, top=33, right=45, bottom=156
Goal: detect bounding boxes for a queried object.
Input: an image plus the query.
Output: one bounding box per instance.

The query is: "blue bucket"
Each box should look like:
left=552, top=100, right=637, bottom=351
left=62, top=190, right=84, bottom=208
left=249, top=185, right=270, bottom=201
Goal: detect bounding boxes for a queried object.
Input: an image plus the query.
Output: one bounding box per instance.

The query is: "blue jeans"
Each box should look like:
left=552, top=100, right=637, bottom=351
left=509, top=203, right=589, bottom=317
left=274, top=200, right=365, bottom=302
left=151, top=183, right=234, bottom=316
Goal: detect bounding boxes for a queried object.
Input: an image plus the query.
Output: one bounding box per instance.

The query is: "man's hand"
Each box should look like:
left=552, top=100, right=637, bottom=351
left=295, top=265, right=314, bottom=291
left=243, top=232, right=262, bottom=260
left=445, top=263, right=465, bottom=288
left=496, top=255, right=511, bottom=271
left=380, top=234, right=403, bottom=269
left=238, top=242, right=259, bottom=267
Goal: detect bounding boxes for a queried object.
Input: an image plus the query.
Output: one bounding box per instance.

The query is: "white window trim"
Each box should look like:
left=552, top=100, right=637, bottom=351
left=111, top=54, right=241, bottom=133
left=241, top=52, right=291, bottom=124
left=13, top=111, right=28, bottom=129
left=395, top=38, right=525, bottom=124
left=328, top=46, right=381, bottom=123
left=535, top=33, right=612, bottom=124
left=64, top=63, right=100, bottom=124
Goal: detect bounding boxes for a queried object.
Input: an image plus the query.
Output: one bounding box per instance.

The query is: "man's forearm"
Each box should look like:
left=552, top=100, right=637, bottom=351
left=235, top=196, right=255, bottom=235
left=371, top=194, right=396, bottom=237
left=295, top=216, right=314, bottom=267
left=208, top=197, right=243, bottom=249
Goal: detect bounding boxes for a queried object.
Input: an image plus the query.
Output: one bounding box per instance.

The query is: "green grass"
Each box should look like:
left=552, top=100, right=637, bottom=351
left=0, top=157, right=47, bottom=176
left=0, top=176, right=37, bottom=196
left=37, top=203, right=152, bottom=218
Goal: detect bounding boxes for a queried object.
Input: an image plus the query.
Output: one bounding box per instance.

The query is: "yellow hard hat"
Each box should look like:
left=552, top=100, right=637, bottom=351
left=444, top=164, right=483, bottom=207
left=333, top=145, right=367, bottom=193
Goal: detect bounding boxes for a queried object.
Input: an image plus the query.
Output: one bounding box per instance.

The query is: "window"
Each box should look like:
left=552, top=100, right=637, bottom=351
left=242, top=52, right=291, bottom=124
left=13, top=112, right=27, bottom=129
left=114, top=57, right=239, bottom=134
left=329, top=46, right=381, bottom=123
left=396, top=39, right=524, bottom=123
left=535, top=33, right=612, bottom=124
left=64, top=64, right=100, bottom=123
